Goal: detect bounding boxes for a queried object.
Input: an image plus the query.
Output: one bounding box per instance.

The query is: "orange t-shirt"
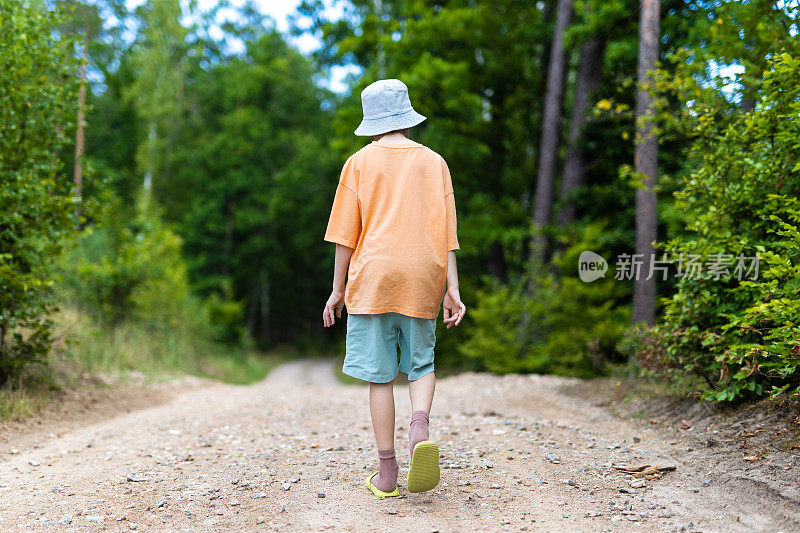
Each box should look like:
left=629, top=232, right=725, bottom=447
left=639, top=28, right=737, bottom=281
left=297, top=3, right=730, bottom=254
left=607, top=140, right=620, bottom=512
left=324, top=141, right=459, bottom=319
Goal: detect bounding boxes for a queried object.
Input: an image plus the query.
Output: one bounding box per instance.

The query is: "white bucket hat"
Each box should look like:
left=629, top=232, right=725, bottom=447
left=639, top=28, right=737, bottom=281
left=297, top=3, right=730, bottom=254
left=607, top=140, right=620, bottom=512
left=354, top=79, right=427, bottom=136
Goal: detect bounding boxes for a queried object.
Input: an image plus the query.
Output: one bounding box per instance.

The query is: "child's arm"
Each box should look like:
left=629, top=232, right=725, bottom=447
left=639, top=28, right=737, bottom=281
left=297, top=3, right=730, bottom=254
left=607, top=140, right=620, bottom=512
left=323, top=243, right=354, bottom=327
left=442, top=250, right=466, bottom=328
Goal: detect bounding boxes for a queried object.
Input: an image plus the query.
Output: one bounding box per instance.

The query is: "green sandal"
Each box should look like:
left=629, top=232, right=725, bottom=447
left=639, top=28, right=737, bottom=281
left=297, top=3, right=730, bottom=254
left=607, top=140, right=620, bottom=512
left=407, top=441, right=440, bottom=493
left=366, top=473, right=399, bottom=497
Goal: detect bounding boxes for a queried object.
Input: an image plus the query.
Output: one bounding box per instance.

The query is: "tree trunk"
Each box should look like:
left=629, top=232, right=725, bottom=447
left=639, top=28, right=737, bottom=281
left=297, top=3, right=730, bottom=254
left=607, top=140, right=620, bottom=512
left=488, top=241, right=508, bottom=283
left=520, top=0, right=574, bottom=351
left=531, top=0, right=574, bottom=264
left=143, top=121, right=157, bottom=192
left=246, top=283, right=258, bottom=337
left=539, top=0, right=558, bottom=70
left=259, top=270, right=270, bottom=343
left=632, top=0, right=660, bottom=326
left=740, top=67, right=758, bottom=112
left=374, top=0, right=386, bottom=78
left=0, top=321, right=7, bottom=386
left=222, top=200, right=236, bottom=278
left=557, top=36, right=606, bottom=226
left=73, top=32, right=88, bottom=218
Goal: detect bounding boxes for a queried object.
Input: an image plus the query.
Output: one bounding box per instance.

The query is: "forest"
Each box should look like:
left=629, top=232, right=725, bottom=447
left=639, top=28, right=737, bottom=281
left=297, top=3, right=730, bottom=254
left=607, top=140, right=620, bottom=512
left=2, top=0, right=800, bottom=407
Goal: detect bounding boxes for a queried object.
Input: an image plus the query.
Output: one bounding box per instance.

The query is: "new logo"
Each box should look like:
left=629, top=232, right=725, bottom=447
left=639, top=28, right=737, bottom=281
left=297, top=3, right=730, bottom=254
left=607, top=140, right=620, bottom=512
left=578, top=251, right=608, bottom=282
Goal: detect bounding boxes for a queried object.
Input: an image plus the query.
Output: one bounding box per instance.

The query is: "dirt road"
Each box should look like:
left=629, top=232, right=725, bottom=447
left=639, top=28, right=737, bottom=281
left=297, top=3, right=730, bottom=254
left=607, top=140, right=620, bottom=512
left=2, top=360, right=799, bottom=532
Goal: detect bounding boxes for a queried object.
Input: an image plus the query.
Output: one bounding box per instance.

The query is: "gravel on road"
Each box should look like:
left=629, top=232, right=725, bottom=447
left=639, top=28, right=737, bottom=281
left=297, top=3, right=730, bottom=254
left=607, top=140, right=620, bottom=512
left=1, top=359, right=798, bottom=532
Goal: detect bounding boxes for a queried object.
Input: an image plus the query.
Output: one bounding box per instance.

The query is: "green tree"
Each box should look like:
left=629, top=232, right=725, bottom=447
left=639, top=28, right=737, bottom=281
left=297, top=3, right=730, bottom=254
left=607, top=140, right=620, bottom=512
left=165, top=22, right=336, bottom=345
left=63, top=192, right=191, bottom=327
left=74, top=0, right=141, bottom=205
left=653, top=53, right=800, bottom=401
left=556, top=0, right=612, bottom=226
left=124, top=0, right=188, bottom=193
left=304, top=0, right=555, bottom=283
left=0, top=1, right=79, bottom=383
left=57, top=0, right=103, bottom=209
left=301, top=0, right=697, bottom=372
left=678, top=0, right=800, bottom=112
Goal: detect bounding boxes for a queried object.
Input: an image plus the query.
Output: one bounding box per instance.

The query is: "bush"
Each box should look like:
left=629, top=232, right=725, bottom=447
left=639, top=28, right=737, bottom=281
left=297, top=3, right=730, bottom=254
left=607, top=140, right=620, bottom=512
left=55, top=307, right=268, bottom=384
left=653, top=55, right=800, bottom=401
left=63, top=193, right=189, bottom=327
left=63, top=190, right=249, bottom=348
left=203, top=290, right=246, bottom=345
left=0, top=3, right=79, bottom=384
left=460, top=222, right=630, bottom=377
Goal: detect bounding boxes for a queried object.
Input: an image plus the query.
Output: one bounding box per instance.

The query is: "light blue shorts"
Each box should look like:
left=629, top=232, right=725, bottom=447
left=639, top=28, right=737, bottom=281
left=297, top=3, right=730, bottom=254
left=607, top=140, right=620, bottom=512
left=344, top=312, right=436, bottom=383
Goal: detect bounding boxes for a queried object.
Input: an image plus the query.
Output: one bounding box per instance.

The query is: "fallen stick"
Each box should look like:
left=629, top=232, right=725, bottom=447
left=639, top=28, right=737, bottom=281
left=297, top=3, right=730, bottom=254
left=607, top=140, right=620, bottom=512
left=612, top=464, right=650, bottom=473
left=613, top=464, right=676, bottom=478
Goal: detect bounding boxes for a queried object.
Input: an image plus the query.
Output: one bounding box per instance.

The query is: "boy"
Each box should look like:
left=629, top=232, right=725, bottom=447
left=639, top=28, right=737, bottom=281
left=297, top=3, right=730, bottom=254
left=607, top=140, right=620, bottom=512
left=322, top=79, right=466, bottom=497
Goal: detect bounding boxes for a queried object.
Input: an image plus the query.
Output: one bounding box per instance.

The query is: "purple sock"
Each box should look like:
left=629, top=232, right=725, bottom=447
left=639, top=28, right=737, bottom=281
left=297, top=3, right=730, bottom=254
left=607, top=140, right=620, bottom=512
left=408, top=410, right=430, bottom=459
left=371, top=448, right=398, bottom=492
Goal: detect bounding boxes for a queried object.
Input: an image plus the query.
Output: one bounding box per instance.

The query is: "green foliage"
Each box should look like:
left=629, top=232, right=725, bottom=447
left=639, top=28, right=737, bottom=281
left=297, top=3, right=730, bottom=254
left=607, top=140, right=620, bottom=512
left=63, top=187, right=249, bottom=347
left=6, top=0, right=792, bottom=396
left=166, top=28, right=336, bottom=345
left=461, top=223, right=630, bottom=377
left=67, top=2, right=335, bottom=349
left=203, top=291, right=246, bottom=345
left=673, top=0, right=800, bottom=107
left=0, top=2, right=79, bottom=384
left=308, top=0, right=553, bottom=278
left=653, top=54, right=800, bottom=402
left=303, top=0, right=694, bottom=372
left=57, top=307, right=273, bottom=385
left=62, top=193, right=190, bottom=327
left=124, top=0, right=188, bottom=190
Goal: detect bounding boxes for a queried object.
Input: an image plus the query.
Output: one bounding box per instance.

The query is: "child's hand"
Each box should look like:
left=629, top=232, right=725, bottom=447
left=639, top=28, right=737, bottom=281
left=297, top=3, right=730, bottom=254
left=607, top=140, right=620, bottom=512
left=323, top=289, right=345, bottom=327
left=442, top=286, right=466, bottom=329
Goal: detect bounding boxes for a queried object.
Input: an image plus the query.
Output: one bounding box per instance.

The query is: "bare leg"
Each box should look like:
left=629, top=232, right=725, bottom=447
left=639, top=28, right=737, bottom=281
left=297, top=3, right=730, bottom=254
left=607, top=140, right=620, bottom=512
left=368, top=380, right=398, bottom=493
left=408, top=371, right=435, bottom=413
left=369, top=380, right=396, bottom=449
left=408, top=372, right=435, bottom=459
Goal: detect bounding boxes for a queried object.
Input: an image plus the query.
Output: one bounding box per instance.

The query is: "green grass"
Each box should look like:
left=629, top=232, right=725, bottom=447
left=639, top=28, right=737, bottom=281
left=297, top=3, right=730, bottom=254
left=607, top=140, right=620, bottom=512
left=55, top=307, right=285, bottom=384
left=0, top=379, right=50, bottom=422
left=195, top=349, right=285, bottom=384
left=0, top=308, right=288, bottom=422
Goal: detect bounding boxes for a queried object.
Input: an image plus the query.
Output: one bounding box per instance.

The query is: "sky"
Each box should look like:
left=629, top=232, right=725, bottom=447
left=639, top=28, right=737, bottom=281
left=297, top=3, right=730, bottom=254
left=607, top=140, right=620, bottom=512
left=124, top=0, right=360, bottom=92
